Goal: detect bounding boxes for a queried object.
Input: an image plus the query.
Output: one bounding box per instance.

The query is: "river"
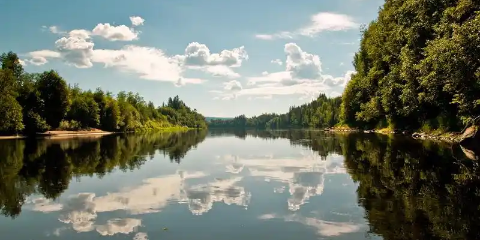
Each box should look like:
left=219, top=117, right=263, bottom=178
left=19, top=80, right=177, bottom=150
left=0, top=129, right=478, bottom=240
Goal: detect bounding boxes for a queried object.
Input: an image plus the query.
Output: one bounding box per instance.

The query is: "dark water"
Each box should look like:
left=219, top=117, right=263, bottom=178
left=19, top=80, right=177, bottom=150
left=0, top=129, right=479, bottom=240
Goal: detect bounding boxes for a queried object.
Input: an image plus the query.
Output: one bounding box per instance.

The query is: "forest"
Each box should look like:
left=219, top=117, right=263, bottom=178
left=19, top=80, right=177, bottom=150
left=342, top=0, right=480, bottom=131
left=208, top=94, right=342, bottom=129
left=210, top=0, right=480, bottom=132
left=0, top=52, right=207, bottom=135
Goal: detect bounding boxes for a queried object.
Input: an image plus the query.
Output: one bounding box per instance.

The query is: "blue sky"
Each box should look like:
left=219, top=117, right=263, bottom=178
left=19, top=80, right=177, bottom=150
left=1, top=0, right=383, bottom=117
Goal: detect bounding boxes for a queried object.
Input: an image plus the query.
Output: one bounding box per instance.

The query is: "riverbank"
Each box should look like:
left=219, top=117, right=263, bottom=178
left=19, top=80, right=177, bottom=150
left=0, top=126, right=199, bottom=140
left=0, top=129, right=115, bottom=140
left=324, top=126, right=463, bottom=143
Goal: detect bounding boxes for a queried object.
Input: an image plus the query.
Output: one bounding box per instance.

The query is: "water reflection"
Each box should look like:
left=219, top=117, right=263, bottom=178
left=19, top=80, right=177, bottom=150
left=0, top=129, right=479, bottom=239
left=0, top=130, right=207, bottom=219
left=219, top=152, right=345, bottom=211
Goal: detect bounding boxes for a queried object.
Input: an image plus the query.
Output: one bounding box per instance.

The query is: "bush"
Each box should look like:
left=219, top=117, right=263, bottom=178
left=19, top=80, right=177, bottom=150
left=24, top=111, right=50, bottom=133
left=58, top=120, right=82, bottom=131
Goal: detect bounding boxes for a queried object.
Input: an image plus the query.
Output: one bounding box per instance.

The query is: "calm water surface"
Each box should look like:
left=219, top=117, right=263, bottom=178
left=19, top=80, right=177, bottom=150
left=0, top=129, right=479, bottom=240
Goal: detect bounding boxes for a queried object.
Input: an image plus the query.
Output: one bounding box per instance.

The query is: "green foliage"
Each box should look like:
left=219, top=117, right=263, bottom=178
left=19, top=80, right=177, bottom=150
left=36, top=70, right=71, bottom=128
left=342, top=0, right=480, bottom=131
left=0, top=69, right=24, bottom=134
left=0, top=51, right=208, bottom=135
left=0, top=95, right=24, bottom=133
left=58, top=120, right=82, bottom=131
left=208, top=94, right=342, bottom=129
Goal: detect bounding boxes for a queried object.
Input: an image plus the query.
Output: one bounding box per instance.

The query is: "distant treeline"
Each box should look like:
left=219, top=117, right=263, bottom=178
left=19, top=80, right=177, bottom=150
left=210, top=0, right=480, bottom=132
left=208, top=94, right=341, bottom=129
left=0, top=52, right=207, bottom=135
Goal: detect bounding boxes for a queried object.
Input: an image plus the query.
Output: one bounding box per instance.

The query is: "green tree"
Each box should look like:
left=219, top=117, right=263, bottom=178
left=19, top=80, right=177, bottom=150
left=37, top=71, right=70, bottom=129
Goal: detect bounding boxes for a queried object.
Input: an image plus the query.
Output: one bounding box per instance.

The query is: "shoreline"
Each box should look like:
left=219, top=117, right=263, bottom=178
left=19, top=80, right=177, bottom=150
left=0, top=130, right=114, bottom=140
left=324, top=127, right=463, bottom=143
left=0, top=127, right=204, bottom=140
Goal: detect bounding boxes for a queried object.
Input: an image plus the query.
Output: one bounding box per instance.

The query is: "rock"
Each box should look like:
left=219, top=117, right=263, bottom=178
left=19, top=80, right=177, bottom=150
left=460, top=126, right=480, bottom=146
left=460, top=145, right=479, bottom=161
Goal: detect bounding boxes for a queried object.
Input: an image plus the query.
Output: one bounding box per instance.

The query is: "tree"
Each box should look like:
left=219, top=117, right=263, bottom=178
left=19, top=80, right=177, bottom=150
left=0, top=51, right=23, bottom=81
left=0, top=69, right=24, bottom=133
left=37, top=71, right=70, bottom=129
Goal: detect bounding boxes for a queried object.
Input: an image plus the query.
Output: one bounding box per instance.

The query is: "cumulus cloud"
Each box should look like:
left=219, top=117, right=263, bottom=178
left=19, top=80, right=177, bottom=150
left=284, top=43, right=322, bottom=79
left=92, top=23, right=139, bottom=41
left=212, top=43, right=352, bottom=100
left=255, top=12, right=358, bottom=40
left=179, top=42, right=248, bottom=67
left=130, top=16, right=145, bottom=26
left=69, top=29, right=91, bottom=39
left=30, top=17, right=246, bottom=84
left=174, top=42, right=248, bottom=78
left=55, top=35, right=95, bottom=68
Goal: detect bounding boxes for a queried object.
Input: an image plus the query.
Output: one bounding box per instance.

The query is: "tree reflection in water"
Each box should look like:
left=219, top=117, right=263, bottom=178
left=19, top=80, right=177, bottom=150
left=0, top=130, right=207, bottom=218
left=211, top=129, right=480, bottom=240
left=2, top=129, right=480, bottom=239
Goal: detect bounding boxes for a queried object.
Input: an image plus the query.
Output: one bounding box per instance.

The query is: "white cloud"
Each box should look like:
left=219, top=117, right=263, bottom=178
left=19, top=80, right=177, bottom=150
left=69, top=29, right=91, bottom=39
left=260, top=214, right=362, bottom=237
left=27, top=170, right=250, bottom=231
left=130, top=16, right=145, bottom=26
left=214, top=80, right=243, bottom=100
left=26, top=50, right=61, bottom=66
left=55, top=35, right=95, bottom=68
left=201, top=65, right=241, bottom=78
left=271, top=59, right=283, bottom=66
left=179, top=42, right=248, bottom=67
left=30, top=18, right=246, bottom=84
left=174, top=42, right=248, bottom=78
left=285, top=43, right=322, bottom=79
left=92, top=23, right=139, bottom=41
left=175, top=77, right=205, bottom=87
left=92, top=45, right=182, bottom=81
left=256, top=12, right=358, bottom=40
left=218, top=151, right=346, bottom=211
left=180, top=177, right=251, bottom=215
left=96, top=218, right=142, bottom=236
left=212, top=43, right=350, bottom=100
left=45, top=25, right=65, bottom=34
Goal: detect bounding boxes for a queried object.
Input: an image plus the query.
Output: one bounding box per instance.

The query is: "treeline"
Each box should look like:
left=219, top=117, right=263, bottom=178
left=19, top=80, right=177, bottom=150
left=208, top=94, right=341, bottom=129
left=211, top=1, right=480, bottom=132
left=0, top=130, right=207, bottom=218
left=341, top=0, right=480, bottom=131
left=0, top=52, right=207, bottom=135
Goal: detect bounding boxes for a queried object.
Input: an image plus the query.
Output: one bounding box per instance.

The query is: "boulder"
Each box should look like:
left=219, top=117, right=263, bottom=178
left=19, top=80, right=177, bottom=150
left=461, top=145, right=479, bottom=161
left=459, top=125, right=480, bottom=146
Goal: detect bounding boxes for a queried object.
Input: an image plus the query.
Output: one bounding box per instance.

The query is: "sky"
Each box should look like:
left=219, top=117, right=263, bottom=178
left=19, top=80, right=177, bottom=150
left=1, top=0, right=383, bottom=117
